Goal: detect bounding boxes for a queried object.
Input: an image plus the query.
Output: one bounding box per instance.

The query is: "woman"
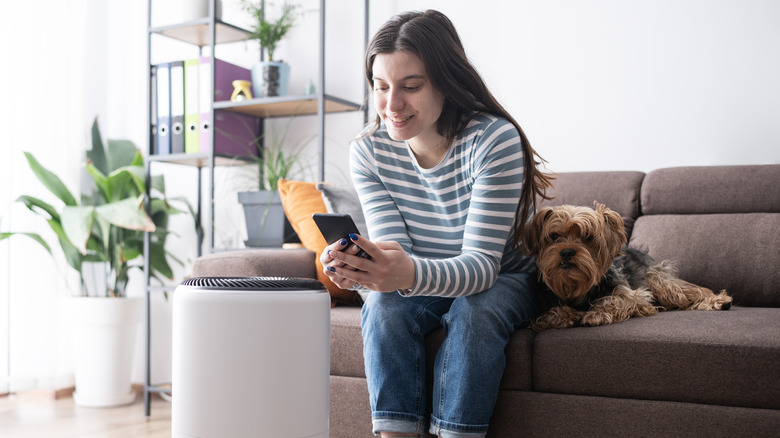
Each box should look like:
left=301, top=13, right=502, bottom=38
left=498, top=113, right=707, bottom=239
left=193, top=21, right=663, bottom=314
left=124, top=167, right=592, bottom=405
left=321, top=10, right=553, bottom=438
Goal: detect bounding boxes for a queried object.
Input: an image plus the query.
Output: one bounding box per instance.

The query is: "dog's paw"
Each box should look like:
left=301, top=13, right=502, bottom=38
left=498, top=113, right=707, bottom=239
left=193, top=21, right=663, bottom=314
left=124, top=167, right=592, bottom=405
left=531, top=306, right=582, bottom=331
left=714, top=290, right=732, bottom=310
left=531, top=318, right=577, bottom=331
left=579, top=311, right=613, bottom=327
left=691, top=289, right=733, bottom=311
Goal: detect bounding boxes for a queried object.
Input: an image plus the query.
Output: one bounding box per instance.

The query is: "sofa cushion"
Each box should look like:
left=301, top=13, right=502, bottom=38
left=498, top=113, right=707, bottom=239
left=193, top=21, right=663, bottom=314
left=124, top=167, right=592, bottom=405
left=631, top=164, right=780, bottom=308
left=640, top=165, right=780, bottom=215
left=540, top=171, right=645, bottom=236
left=330, top=307, right=365, bottom=378
left=329, top=306, right=536, bottom=392
left=532, top=307, right=780, bottom=410
left=630, top=213, right=780, bottom=307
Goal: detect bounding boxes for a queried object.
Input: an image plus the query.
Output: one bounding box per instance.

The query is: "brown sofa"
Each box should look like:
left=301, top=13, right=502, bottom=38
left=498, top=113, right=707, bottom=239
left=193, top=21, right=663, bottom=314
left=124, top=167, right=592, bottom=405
left=191, top=165, right=780, bottom=437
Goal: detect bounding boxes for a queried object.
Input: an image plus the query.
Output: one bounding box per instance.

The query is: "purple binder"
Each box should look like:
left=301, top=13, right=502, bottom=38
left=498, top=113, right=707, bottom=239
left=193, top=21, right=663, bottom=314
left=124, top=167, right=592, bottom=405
left=200, top=57, right=260, bottom=159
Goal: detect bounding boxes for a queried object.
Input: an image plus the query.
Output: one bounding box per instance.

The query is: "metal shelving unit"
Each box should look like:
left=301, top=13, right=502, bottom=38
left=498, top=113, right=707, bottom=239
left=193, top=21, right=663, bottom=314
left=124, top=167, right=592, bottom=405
left=142, top=0, right=367, bottom=416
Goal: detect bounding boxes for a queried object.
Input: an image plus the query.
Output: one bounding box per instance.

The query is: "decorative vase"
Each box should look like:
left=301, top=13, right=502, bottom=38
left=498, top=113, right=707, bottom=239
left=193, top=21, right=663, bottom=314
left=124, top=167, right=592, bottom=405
left=68, top=296, right=143, bottom=407
left=251, top=61, right=291, bottom=98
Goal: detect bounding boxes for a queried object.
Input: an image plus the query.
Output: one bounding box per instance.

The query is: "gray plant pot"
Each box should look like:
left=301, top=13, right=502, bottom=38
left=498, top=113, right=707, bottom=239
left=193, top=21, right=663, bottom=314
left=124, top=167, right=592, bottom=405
left=237, top=190, right=286, bottom=248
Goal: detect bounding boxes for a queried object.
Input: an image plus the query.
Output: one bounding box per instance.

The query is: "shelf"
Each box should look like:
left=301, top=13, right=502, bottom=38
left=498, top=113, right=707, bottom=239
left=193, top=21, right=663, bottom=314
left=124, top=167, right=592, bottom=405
left=148, top=152, right=257, bottom=168
left=214, top=94, right=362, bottom=118
left=150, top=18, right=251, bottom=46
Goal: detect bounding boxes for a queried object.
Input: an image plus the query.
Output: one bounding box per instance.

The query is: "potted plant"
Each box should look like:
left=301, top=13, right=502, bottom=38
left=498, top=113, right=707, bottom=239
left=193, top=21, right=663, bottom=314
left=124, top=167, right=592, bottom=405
left=1, top=119, right=188, bottom=407
left=237, top=118, right=311, bottom=247
left=241, top=0, right=299, bottom=97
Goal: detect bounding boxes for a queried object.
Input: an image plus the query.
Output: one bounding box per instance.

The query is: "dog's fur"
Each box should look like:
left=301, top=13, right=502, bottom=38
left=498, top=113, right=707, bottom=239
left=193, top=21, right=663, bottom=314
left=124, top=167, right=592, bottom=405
left=523, top=202, right=732, bottom=331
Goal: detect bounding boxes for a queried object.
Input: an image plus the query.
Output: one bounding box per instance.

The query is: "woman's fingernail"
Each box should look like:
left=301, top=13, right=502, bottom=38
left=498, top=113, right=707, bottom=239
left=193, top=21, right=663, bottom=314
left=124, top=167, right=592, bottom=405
left=349, top=233, right=358, bottom=241
left=327, top=250, right=332, bottom=256
left=340, top=238, right=348, bottom=246
left=327, top=266, right=336, bottom=272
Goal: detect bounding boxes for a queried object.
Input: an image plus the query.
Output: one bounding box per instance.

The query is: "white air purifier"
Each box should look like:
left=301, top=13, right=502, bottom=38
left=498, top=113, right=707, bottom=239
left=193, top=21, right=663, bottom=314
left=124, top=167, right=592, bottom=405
left=172, top=277, right=330, bottom=438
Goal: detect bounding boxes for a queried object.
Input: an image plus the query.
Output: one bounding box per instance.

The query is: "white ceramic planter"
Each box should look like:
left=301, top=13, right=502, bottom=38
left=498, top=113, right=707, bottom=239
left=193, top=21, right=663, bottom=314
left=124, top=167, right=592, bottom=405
left=68, top=296, right=143, bottom=407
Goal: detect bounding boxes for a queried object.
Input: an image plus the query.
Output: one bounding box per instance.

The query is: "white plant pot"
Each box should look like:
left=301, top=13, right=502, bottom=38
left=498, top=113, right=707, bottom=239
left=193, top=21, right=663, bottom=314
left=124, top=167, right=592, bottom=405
left=68, top=296, right=143, bottom=407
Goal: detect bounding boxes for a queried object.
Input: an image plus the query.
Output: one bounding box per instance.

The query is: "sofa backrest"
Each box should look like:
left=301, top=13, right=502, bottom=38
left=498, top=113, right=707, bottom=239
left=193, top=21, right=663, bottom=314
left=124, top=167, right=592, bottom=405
left=540, top=171, right=645, bottom=237
left=629, top=165, right=780, bottom=307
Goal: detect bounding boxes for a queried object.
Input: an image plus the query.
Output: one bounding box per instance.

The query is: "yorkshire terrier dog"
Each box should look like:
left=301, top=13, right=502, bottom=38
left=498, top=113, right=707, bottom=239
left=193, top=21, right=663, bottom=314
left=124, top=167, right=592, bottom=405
left=523, top=202, right=732, bottom=331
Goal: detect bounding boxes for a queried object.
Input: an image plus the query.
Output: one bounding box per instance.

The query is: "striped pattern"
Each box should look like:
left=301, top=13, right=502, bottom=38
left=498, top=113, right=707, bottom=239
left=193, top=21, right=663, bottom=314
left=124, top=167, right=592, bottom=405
left=350, top=112, right=534, bottom=297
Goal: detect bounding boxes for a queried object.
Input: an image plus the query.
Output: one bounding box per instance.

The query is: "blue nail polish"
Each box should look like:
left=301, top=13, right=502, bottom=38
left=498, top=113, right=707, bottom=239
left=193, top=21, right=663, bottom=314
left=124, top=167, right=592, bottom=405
left=349, top=233, right=358, bottom=240
left=327, top=250, right=332, bottom=256
left=340, top=238, right=348, bottom=246
left=328, top=266, right=336, bottom=272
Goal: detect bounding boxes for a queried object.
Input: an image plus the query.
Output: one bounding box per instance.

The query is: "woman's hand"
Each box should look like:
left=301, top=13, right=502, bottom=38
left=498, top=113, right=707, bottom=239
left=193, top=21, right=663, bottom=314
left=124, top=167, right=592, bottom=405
left=320, top=234, right=415, bottom=292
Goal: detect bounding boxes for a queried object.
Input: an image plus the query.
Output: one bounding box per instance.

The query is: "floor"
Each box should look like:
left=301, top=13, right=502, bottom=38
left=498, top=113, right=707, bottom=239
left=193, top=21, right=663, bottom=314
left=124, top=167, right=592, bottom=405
left=0, top=392, right=172, bottom=438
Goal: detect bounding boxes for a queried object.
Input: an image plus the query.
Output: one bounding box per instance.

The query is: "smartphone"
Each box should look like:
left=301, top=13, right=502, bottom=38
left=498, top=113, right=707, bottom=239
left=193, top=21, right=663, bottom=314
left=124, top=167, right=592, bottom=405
left=312, top=213, right=370, bottom=260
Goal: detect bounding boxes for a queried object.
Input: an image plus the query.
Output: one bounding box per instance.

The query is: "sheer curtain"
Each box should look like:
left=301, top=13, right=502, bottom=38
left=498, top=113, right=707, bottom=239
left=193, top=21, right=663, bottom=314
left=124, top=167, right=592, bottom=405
left=0, top=0, right=124, bottom=393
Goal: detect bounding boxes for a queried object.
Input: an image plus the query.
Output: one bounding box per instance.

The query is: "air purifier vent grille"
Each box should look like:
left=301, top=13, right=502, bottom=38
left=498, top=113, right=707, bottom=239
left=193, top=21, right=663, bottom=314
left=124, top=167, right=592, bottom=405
left=179, top=276, right=326, bottom=291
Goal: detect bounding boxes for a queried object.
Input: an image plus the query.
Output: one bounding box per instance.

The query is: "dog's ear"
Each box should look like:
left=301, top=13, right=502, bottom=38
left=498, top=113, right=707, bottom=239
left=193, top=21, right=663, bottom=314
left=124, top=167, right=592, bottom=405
left=523, top=207, right=553, bottom=255
left=595, top=202, right=627, bottom=255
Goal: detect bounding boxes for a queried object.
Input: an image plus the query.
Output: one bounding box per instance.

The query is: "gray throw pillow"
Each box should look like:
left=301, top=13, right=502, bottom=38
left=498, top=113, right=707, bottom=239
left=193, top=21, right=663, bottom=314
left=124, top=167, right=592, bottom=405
left=316, top=183, right=369, bottom=239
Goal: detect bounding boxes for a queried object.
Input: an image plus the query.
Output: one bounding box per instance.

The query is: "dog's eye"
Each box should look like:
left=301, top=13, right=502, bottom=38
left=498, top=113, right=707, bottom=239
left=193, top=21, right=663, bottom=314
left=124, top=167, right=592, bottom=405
left=583, top=234, right=594, bottom=243
left=549, top=233, right=560, bottom=241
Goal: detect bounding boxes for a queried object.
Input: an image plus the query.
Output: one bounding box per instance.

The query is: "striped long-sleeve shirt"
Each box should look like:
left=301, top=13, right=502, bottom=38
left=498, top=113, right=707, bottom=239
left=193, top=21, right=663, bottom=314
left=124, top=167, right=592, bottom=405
left=350, top=112, right=535, bottom=298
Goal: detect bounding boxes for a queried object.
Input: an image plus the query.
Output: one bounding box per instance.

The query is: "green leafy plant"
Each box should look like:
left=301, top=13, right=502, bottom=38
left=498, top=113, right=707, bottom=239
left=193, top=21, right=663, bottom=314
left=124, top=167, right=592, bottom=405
left=251, top=117, right=313, bottom=191
left=255, top=131, right=308, bottom=191
left=1, top=119, right=188, bottom=297
left=241, top=0, right=299, bottom=62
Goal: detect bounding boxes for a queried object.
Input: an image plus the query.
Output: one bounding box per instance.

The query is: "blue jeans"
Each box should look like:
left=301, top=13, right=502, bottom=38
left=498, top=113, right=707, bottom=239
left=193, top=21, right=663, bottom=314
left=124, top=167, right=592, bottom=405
left=361, top=272, right=539, bottom=438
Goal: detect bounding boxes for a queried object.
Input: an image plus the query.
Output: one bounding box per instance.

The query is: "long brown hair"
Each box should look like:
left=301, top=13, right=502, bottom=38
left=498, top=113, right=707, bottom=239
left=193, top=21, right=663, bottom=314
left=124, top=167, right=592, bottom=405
left=364, top=9, right=554, bottom=252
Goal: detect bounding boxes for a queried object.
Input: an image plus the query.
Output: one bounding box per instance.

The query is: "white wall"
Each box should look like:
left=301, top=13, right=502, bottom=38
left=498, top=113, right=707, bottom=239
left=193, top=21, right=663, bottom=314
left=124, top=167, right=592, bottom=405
left=2, top=0, right=778, bottom=392
left=387, top=0, right=780, bottom=173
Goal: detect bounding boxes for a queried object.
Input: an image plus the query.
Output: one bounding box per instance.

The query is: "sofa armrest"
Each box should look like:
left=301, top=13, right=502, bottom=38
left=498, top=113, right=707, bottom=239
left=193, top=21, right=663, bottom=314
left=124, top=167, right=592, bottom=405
left=191, top=248, right=317, bottom=279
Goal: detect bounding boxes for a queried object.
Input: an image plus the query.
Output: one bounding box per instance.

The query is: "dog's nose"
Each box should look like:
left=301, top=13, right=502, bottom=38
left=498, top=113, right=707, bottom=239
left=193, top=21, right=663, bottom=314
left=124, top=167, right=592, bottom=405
left=560, top=249, right=576, bottom=261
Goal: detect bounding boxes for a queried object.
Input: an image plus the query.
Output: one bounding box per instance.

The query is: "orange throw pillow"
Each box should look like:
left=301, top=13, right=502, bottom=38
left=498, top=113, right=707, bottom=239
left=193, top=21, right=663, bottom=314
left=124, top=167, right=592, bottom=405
left=277, top=179, right=361, bottom=306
